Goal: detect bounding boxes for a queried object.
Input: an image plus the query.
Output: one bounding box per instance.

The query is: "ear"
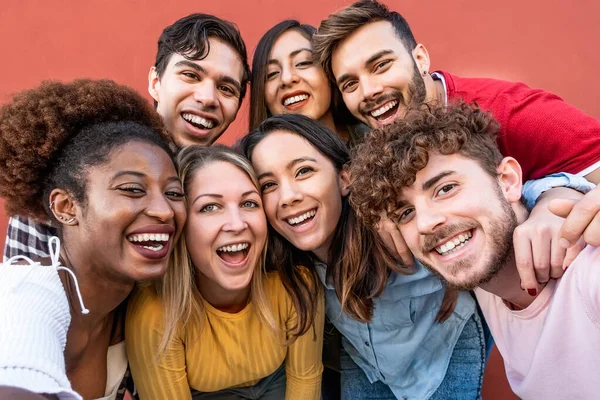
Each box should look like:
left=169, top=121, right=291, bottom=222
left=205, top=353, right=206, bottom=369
left=496, top=157, right=523, bottom=203
left=339, top=168, right=350, bottom=197
left=148, top=66, right=161, bottom=104
left=412, top=44, right=431, bottom=76
left=49, top=189, right=79, bottom=226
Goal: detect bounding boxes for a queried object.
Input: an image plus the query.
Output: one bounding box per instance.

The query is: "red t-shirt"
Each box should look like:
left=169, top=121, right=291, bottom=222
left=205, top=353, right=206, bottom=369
left=436, top=71, right=600, bottom=180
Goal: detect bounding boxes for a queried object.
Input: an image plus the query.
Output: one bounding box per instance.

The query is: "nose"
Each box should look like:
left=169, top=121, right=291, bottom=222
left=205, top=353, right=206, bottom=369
left=415, top=204, right=446, bottom=235
left=146, top=192, right=176, bottom=222
left=280, top=66, right=299, bottom=88
left=279, top=179, right=303, bottom=208
left=360, top=76, right=384, bottom=100
left=223, top=207, right=248, bottom=234
left=193, top=81, right=218, bottom=109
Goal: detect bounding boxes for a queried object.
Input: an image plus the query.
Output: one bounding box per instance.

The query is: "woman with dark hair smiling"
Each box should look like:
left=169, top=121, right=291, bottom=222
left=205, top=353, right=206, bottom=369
left=249, top=20, right=361, bottom=144
left=0, top=79, right=187, bottom=399
left=238, top=114, right=485, bottom=400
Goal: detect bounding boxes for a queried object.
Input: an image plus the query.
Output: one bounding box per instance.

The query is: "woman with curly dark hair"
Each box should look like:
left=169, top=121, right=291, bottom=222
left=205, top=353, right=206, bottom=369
left=0, top=79, right=186, bottom=399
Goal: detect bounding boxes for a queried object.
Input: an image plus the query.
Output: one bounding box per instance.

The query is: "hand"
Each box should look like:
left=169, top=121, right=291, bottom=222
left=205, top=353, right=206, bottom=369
left=549, top=185, right=600, bottom=248
left=436, top=287, right=458, bottom=323
left=514, top=187, right=586, bottom=293
left=376, top=217, right=414, bottom=267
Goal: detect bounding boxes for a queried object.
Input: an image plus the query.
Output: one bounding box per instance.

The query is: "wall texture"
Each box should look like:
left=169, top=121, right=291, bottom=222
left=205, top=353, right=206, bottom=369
left=1, top=1, right=599, bottom=398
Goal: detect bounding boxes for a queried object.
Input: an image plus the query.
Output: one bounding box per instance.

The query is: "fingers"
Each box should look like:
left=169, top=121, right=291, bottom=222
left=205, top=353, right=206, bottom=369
left=435, top=302, right=453, bottom=323
left=530, top=224, right=552, bottom=283
left=389, top=228, right=414, bottom=267
left=550, top=187, right=600, bottom=247
left=562, top=238, right=586, bottom=270
left=549, top=233, right=567, bottom=279
left=513, top=227, right=538, bottom=292
left=377, top=218, right=414, bottom=267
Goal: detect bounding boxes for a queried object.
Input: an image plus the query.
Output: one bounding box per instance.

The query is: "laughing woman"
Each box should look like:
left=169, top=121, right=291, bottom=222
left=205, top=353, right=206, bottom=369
left=238, top=114, right=485, bottom=400
left=126, top=145, right=324, bottom=400
left=0, top=80, right=187, bottom=399
left=249, top=20, right=361, bottom=144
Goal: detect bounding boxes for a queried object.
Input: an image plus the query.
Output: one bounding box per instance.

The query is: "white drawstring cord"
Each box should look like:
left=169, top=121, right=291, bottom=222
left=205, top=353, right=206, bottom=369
left=6, top=236, right=89, bottom=315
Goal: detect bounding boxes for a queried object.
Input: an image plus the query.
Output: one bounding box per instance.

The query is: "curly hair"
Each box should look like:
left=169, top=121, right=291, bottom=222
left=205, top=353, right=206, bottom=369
left=349, top=102, right=502, bottom=227
left=0, top=79, right=172, bottom=222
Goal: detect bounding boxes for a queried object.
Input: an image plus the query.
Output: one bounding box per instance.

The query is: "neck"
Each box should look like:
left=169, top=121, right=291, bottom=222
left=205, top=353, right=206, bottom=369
left=196, top=272, right=251, bottom=313
left=425, top=74, right=446, bottom=106
left=478, top=252, right=541, bottom=309
left=60, top=248, right=134, bottom=330
left=318, top=110, right=337, bottom=132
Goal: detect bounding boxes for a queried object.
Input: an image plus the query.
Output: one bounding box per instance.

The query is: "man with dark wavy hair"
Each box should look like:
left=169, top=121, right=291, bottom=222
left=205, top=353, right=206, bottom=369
left=4, top=13, right=251, bottom=259
left=348, top=103, right=600, bottom=399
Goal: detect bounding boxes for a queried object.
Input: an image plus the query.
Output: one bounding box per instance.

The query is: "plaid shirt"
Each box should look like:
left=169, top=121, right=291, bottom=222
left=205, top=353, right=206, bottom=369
left=3, top=215, right=57, bottom=261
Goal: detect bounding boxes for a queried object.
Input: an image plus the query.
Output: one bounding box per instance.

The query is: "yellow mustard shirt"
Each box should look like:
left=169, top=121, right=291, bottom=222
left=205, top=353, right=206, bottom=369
left=125, top=271, right=324, bottom=400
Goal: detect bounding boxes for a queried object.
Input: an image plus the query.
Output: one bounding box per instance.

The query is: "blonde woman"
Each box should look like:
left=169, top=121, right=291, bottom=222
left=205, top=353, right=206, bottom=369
left=125, top=145, right=324, bottom=400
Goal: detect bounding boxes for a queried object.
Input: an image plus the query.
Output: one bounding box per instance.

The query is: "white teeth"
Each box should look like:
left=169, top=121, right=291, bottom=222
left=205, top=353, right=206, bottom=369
left=128, top=233, right=170, bottom=243
left=287, top=210, right=316, bottom=226
left=283, top=94, right=309, bottom=106
left=182, top=113, right=215, bottom=129
left=142, top=244, right=164, bottom=252
left=370, top=100, right=398, bottom=118
left=217, top=243, right=249, bottom=252
left=435, top=231, right=473, bottom=256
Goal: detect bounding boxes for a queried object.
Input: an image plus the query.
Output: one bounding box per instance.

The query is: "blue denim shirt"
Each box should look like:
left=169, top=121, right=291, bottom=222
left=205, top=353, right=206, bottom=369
left=316, top=262, right=475, bottom=399
left=521, top=172, right=595, bottom=210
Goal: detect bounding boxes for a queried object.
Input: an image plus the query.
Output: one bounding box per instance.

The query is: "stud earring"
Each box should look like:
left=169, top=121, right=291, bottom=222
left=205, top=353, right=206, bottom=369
left=423, top=70, right=428, bottom=76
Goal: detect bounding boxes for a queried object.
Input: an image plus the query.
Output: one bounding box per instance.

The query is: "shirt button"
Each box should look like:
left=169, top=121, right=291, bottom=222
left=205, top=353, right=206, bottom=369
left=402, top=396, right=407, bottom=399
left=364, top=341, right=370, bottom=347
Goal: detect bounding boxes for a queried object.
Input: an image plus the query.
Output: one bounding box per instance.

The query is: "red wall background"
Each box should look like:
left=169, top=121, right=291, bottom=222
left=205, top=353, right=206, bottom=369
left=1, top=1, right=599, bottom=398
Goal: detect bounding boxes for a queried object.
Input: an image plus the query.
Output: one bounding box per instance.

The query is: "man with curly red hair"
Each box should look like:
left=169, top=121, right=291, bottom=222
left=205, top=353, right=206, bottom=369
left=3, top=13, right=250, bottom=260
left=348, top=103, right=600, bottom=399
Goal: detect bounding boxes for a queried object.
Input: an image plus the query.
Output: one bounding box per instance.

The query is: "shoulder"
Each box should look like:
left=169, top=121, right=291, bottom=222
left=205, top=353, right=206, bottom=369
left=126, top=285, right=165, bottom=327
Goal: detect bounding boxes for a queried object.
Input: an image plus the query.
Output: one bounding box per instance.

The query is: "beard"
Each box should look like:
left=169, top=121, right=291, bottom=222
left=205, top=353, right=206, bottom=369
left=358, top=60, right=427, bottom=119
left=417, top=184, right=518, bottom=291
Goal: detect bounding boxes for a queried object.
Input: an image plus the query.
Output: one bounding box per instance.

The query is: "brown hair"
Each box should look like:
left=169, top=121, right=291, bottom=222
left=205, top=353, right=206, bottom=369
left=237, top=113, right=401, bottom=323
left=313, top=0, right=418, bottom=81
left=349, top=102, right=502, bottom=227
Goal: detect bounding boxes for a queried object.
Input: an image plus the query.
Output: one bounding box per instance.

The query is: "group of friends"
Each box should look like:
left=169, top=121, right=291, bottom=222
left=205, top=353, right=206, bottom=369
left=1, top=1, right=599, bottom=399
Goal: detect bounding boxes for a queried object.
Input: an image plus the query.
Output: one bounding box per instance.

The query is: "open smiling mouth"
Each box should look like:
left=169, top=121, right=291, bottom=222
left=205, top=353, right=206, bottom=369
left=369, top=100, right=399, bottom=122
left=434, top=230, right=473, bottom=256
left=286, top=209, right=316, bottom=227
left=128, top=233, right=170, bottom=252
left=182, top=112, right=216, bottom=130
left=217, top=242, right=251, bottom=266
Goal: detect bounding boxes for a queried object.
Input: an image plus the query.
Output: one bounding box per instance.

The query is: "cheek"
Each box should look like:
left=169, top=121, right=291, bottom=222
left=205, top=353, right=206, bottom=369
left=222, top=98, right=241, bottom=121
left=264, top=82, right=280, bottom=113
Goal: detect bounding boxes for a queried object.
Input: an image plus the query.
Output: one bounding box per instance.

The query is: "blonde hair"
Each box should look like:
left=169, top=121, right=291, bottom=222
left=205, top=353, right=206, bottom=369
left=155, top=144, right=277, bottom=355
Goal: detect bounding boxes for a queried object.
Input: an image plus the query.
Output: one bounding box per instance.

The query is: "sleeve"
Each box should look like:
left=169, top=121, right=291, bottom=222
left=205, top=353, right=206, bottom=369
left=284, top=287, right=325, bottom=400
left=495, top=87, right=600, bottom=180
left=521, top=172, right=596, bottom=210
left=125, top=287, right=191, bottom=400
left=0, top=265, right=81, bottom=400
left=3, top=216, right=56, bottom=261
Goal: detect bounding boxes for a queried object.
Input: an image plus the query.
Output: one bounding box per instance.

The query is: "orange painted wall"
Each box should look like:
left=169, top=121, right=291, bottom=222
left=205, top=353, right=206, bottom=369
left=1, top=1, right=599, bottom=398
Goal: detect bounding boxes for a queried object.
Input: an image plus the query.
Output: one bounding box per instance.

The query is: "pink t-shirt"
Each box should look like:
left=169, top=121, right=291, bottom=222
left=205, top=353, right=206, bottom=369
left=475, top=245, right=600, bottom=399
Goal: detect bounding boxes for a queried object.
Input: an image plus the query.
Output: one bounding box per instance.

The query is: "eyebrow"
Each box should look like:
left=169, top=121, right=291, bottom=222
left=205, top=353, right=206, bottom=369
left=336, top=49, right=394, bottom=87
left=267, top=48, right=313, bottom=66
left=192, top=190, right=259, bottom=205
left=174, top=60, right=242, bottom=93
left=422, top=171, right=456, bottom=192
left=257, top=157, right=317, bottom=181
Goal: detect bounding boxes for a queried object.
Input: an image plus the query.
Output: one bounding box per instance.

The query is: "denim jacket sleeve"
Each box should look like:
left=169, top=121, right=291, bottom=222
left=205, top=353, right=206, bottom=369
left=522, top=172, right=596, bottom=210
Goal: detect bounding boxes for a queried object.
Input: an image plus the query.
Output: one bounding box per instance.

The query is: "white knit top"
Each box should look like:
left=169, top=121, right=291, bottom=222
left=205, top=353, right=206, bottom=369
left=0, top=237, right=128, bottom=400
